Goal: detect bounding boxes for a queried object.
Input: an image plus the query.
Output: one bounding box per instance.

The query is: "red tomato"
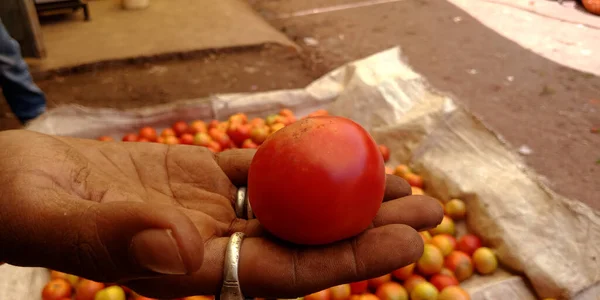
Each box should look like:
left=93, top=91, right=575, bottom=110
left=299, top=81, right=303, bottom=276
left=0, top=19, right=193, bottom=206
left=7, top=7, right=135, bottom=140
left=209, top=128, right=232, bottom=150
left=207, top=120, right=220, bottom=130
left=122, top=133, right=138, bottom=142
left=138, top=126, right=157, bottom=142
left=457, top=234, right=482, bottom=256
left=227, top=123, right=251, bottom=146
left=349, top=281, right=368, bottom=294
left=137, top=138, right=151, bottom=142
left=179, top=133, right=195, bottom=145
left=429, top=274, right=459, bottom=291
left=444, top=251, right=474, bottom=282
left=42, top=279, right=72, bottom=300
left=98, top=136, right=114, bottom=142
left=161, top=128, right=176, bottom=138
left=75, top=279, right=105, bottom=300
left=248, top=116, right=386, bottom=245
left=378, top=144, right=390, bottom=162
left=172, top=121, right=189, bottom=137
left=207, top=141, right=222, bottom=153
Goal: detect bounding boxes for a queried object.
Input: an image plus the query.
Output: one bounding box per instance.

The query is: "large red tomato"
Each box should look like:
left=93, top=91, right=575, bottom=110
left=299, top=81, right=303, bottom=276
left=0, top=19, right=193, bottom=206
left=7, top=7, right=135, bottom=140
left=247, top=116, right=386, bottom=245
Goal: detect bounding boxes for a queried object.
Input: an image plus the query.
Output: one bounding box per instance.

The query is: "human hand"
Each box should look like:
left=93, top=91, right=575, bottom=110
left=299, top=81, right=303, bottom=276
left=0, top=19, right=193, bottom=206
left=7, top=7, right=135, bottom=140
left=0, top=130, right=443, bottom=299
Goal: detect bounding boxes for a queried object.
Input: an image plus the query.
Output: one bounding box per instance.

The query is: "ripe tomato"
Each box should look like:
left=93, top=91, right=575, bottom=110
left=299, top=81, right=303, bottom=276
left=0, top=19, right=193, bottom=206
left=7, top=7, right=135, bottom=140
left=172, top=121, right=189, bottom=137
left=98, top=136, right=114, bottom=142
left=429, top=274, right=459, bottom=291
left=138, top=126, right=157, bottom=142
left=248, top=116, right=385, bottom=245
left=179, top=133, right=195, bottom=145
left=582, top=0, right=600, bottom=15
left=122, top=133, right=138, bottom=142
left=227, top=123, right=251, bottom=146
left=188, top=120, right=208, bottom=135
left=379, top=144, right=390, bottom=162
left=349, top=281, right=368, bottom=294
left=457, top=234, right=482, bottom=256
left=161, top=128, right=176, bottom=138
left=163, top=136, right=180, bottom=145
left=42, top=278, right=72, bottom=300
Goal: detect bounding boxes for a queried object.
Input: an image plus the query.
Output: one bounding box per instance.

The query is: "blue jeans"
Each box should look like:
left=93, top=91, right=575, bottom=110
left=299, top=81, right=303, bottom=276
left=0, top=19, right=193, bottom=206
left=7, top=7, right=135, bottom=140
left=0, top=19, right=46, bottom=124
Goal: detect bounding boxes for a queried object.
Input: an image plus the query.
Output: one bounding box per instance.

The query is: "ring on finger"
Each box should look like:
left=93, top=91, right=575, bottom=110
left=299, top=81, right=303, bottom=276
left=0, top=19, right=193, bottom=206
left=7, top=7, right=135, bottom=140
left=235, top=187, right=254, bottom=220
left=220, top=232, right=246, bottom=300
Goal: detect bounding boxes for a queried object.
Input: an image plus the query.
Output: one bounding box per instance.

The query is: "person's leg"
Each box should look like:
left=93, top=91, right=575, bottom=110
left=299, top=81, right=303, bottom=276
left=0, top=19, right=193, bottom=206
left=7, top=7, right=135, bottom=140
left=0, top=19, right=46, bottom=125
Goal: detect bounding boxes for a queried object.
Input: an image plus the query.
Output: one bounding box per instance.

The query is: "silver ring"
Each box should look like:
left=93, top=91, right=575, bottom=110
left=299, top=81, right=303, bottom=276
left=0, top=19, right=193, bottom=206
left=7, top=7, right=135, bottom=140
left=235, top=187, right=254, bottom=220
left=220, top=232, right=246, bottom=300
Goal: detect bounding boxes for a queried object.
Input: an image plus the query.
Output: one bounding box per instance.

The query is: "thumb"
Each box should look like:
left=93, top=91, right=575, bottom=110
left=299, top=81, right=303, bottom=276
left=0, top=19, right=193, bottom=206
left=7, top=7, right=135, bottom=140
left=0, top=199, right=204, bottom=283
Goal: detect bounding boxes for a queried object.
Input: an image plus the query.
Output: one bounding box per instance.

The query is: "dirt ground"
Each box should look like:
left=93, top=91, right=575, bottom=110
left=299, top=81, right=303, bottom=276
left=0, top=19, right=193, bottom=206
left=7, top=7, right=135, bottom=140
left=1, top=0, right=598, bottom=208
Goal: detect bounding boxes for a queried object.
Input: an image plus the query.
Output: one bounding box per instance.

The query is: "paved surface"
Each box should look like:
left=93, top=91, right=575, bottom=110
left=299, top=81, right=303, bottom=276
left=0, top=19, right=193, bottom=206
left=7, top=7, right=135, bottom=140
left=28, top=0, right=294, bottom=71
left=0, top=0, right=598, bottom=209
left=250, top=0, right=600, bottom=210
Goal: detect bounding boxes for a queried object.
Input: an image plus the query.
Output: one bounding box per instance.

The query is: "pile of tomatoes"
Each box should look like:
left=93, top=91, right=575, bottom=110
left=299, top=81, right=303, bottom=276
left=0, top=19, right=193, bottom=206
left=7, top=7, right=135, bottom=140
left=41, top=272, right=211, bottom=300
left=296, top=164, right=500, bottom=300
left=41, top=108, right=502, bottom=300
left=97, top=109, right=330, bottom=153
left=41, top=164, right=498, bottom=300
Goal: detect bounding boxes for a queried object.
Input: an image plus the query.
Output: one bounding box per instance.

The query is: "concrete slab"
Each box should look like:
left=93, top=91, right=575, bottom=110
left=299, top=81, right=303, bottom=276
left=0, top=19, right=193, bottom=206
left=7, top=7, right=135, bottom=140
left=448, top=0, right=600, bottom=76
left=30, top=0, right=296, bottom=71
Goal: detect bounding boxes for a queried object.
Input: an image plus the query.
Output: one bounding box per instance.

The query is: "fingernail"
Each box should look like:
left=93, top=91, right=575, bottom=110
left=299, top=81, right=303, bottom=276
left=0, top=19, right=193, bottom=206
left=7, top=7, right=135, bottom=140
left=130, top=229, right=187, bottom=275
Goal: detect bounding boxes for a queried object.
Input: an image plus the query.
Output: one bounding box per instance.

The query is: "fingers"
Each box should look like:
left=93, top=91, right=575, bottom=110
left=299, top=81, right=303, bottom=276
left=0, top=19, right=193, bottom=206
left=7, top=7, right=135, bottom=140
left=383, top=174, right=412, bottom=201
left=238, top=224, right=423, bottom=298
left=0, top=198, right=204, bottom=283
left=372, top=195, right=444, bottom=230
left=215, top=149, right=256, bottom=187
left=125, top=224, right=423, bottom=299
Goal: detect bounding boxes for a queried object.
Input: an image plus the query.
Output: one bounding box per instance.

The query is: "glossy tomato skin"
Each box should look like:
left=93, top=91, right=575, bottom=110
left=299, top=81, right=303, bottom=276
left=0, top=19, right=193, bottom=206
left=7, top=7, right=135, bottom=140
left=248, top=116, right=385, bottom=245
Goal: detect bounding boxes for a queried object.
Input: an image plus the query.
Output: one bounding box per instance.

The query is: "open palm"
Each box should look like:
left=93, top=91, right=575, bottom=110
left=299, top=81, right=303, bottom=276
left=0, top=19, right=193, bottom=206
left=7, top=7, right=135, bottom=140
left=0, top=130, right=443, bottom=299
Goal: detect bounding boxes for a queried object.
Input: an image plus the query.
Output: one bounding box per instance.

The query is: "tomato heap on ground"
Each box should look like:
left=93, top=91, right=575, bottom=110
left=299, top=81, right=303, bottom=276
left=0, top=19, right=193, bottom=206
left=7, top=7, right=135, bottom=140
left=42, top=272, right=213, bottom=300
left=42, top=108, right=504, bottom=300
left=293, top=164, right=500, bottom=300
left=97, top=108, right=330, bottom=152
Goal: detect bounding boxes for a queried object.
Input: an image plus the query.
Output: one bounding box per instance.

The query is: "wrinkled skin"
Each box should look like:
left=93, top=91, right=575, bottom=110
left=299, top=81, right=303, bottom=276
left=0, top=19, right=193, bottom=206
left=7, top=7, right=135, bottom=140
left=0, top=130, right=443, bottom=299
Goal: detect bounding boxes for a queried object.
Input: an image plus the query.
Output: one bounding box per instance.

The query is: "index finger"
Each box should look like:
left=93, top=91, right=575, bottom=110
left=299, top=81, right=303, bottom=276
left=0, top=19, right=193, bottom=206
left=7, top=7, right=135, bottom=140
left=215, top=149, right=256, bottom=187
left=384, top=174, right=412, bottom=201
